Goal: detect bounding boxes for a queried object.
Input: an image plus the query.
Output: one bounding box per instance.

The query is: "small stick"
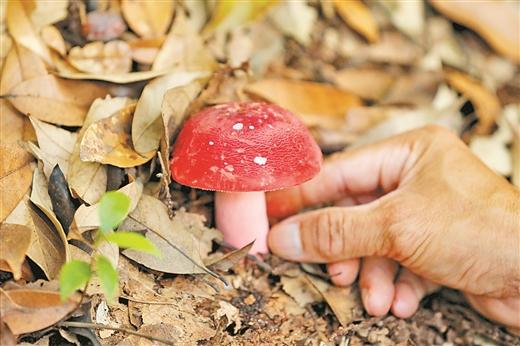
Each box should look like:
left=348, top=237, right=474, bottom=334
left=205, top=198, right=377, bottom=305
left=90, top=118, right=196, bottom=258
left=120, top=295, right=178, bottom=305
left=59, top=321, right=175, bottom=346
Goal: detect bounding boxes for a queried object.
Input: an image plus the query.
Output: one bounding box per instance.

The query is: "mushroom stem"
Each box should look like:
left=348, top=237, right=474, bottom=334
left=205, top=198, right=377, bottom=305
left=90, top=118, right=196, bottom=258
left=215, top=191, right=269, bottom=254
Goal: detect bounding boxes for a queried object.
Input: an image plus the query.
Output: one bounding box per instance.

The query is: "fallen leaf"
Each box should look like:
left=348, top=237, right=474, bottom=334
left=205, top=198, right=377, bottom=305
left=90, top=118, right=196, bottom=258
left=329, top=66, right=395, bottom=100
left=80, top=103, right=155, bottom=167
left=445, top=69, right=501, bottom=134
left=377, top=0, right=424, bottom=41
left=0, top=223, right=32, bottom=280
left=0, top=44, right=47, bottom=95
left=152, top=11, right=216, bottom=72
left=0, top=289, right=79, bottom=335
left=281, top=273, right=324, bottom=307
left=421, top=17, right=467, bottom=71
left=215, top=301, right=241, bottom=334
left=0, top=100, right=33, bottom=146
left=430, top=0, right=520, bottom=63
left=68, top=97, right=134, bottom=204
left=68, top=40, right=132, bottom=75
left=29, top=117, right=77, bottom=177
left=57, top=68, right=175, bottom=84
left=333, top=0, right=379, bottom=43
left=0, top=143, right=33, bottom=222
left=121, top=0, right=174, bottom=38
left=207, top=242, right=254, bottom=272
left=6, top=0, right=52, bottom=64
left=132, top=71, right=210, bottom=154
left=269, top=1, right=316, bottom=46
left=5, top=196, right=69, bottom=279
left=128, top=37, right=164, bottom=65
left=41, top=25, right=66, bottom=56
left=382, top=70, right=441, bottom=106
left=48, top=165, right=76, bottom=232
left=5, top=75, right=108, bottom=126
left=0, top=321, right=16, bottom=346
left=121, top=195, right=211, bottom=275
left=245, top=79, right=363, bottom=129
left=23, top=0, right=68, bottom=29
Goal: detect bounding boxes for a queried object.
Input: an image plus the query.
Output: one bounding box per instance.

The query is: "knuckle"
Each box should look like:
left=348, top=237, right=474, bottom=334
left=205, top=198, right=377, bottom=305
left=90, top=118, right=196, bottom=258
left=314, top=209, right=346, bottom=260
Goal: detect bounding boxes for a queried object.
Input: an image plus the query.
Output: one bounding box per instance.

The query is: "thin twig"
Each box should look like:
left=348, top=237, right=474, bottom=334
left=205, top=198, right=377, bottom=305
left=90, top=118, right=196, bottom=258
left=59, top=321, right=175, bottom=345
left=120, top=295, right=178, bottom=305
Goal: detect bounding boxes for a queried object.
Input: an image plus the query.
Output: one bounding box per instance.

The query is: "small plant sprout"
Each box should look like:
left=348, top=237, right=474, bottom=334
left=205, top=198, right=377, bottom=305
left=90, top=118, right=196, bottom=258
left=59, top=191, right=160, bottom=302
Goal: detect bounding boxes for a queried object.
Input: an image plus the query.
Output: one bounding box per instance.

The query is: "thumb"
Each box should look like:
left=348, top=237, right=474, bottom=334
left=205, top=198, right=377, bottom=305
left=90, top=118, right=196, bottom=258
left=268, top=202, right=392, bottom=263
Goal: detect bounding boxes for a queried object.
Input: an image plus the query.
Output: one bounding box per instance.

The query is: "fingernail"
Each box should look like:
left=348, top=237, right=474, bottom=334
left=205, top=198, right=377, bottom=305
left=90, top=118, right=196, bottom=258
left=269, top=222, right=302, bottom=259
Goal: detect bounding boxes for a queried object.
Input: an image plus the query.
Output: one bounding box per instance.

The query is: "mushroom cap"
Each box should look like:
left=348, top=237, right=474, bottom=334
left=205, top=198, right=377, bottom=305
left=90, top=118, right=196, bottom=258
left=170, top=102, right=322, bottom=192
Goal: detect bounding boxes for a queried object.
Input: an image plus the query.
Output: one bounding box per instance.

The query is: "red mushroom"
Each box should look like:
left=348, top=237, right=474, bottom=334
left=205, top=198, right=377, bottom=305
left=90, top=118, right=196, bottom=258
left=170, top=102, right=322, bottom=254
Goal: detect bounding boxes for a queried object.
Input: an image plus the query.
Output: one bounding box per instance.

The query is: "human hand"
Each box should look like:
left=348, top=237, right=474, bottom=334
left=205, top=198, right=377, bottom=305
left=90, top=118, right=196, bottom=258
left=267, top=125, right=520, bottom=330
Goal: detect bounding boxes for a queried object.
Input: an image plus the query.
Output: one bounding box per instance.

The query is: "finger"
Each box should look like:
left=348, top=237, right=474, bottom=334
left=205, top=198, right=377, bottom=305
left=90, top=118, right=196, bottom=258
left=391, top=269, right=440, bottom=318
left=328, top=259, right=360, bottom=286
left=266, top=133, right=414, bottom=218
left=359, top=257, right=399, bottom=316
left=465, top=294, right=520, bottom=331
left=334, top=193, right=381, bottom=207
left=268, top=203, right=391, bottom=262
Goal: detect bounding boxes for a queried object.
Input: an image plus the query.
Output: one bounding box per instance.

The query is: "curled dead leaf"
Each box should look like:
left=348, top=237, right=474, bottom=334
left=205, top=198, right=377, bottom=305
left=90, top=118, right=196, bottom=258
left=5, top=75, right=108, bottom=126
left=57, top=68, right=176, bottom=84
left=121, top=0, right=174, bottom=38
left=333, top=0, right=379, bottom=43
left=80, top=103, right=155, bottom=167
left=0, top=44, right=47, bottom=95
left=245, top=78, right=363, bottom=129
left=128, top=37, right=164, bottom=65
left=41, top=25, right=66, bottom=56
left=0, top=223, right=32, bottom=280
left=68, top=40, right=132, bottom=75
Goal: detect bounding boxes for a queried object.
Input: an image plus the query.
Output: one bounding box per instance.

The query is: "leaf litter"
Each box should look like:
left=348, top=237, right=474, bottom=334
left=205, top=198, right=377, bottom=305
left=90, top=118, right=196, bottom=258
left=1, top=1, right=519, bottom=345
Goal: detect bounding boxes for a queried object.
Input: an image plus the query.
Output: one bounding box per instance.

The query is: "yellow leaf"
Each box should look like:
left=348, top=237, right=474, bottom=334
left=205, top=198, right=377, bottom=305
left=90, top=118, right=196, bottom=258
left=445, top=69, right=501, bottom=135
left=0, top=223, right=32, bottom=280
left=244, top=79, right=363, bottom=129
left=333, top=0, right=379, bottom=43
left=204, top=0, right=278, bottom=34
left=68, top=40, right=132, bottom=75
left=6, top=0, right=52, bottom=65
left=430, top=0, right=520, bottom=63
left=80, top=103, right=155, bottom=167
left=23, top=0, right=68, bottom=29
left=121, top=0, right=174, bottom=38
left=4, top=75, right=108, bottom=126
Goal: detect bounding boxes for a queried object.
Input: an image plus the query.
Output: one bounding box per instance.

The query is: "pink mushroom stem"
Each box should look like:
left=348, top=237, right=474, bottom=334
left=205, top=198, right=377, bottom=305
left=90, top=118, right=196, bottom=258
left=215, top=191, right=269, bottom=254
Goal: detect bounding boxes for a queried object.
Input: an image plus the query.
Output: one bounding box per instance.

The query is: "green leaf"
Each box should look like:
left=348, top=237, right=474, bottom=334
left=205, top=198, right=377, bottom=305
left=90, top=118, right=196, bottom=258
left=105, top=231, right=161, bottom=257
left=95, top=255, right=118, bottom=302
left=98, top=191, right=131, bottom=233
left=59, top=260, right=91, bottom=301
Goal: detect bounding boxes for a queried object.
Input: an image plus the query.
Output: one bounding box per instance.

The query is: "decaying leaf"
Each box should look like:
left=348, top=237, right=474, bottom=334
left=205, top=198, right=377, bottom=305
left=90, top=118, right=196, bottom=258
left=6, top=0, right=52, bottom=64
left=207, top=242, right=254, bottom=272
left=0, top=100, right=34, bottom=146
left=430, top=0, right=520, bottom=63
left=5, top=75, right=108, bottom=126
left=245, top=79, right=363, bottom=129
left=281, top=273, right=324, bottom=307
left=215, top=301, right=241, bottom=334
left=0, top=43, right=47, bottom=95
left=0, top=223, right=32, bottom=280
left=41, top=25, right=66, bottom=56
left=68, top=40, right=132, bottom=75
left=48, top=165, right=76, bottom=232
left=333, top=0, right=379, bottom=43
left=121, top=0, right=174, bottom=38
left=0, top=143, right=33, bottom=222
left=0, top=289, right=79, bottom=335
left=445, top=69, right=501, bottom=134
left=81, top=103, right=155, bottom=167
left=269, top=1, right=316, bottom=46
left=132, top=71, right=210, bottom=154
left=68, top=97, right=134, bottom=204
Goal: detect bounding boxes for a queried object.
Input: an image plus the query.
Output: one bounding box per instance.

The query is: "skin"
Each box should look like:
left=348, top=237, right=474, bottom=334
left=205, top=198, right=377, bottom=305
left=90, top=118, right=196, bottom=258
left=215, top=191, right=269, bottom=254
left=265, top=125, right=520, bottom=331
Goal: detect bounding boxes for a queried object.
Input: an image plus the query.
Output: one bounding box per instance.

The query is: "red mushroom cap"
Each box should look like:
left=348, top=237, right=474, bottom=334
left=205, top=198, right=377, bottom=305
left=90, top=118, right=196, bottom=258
left=170, top=102, right=322, bottom=192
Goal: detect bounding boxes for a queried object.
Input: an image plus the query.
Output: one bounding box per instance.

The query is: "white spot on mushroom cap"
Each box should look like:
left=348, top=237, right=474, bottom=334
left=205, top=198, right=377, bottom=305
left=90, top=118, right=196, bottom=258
left=209, top=141, right=214, bottom=145
left=254, top=156, right=267, bottom=165
left=225, top=165, right=234, bottom=172
left=232, top=123, right=243, bottom=130
left=249, top=125, right=255, bottom=129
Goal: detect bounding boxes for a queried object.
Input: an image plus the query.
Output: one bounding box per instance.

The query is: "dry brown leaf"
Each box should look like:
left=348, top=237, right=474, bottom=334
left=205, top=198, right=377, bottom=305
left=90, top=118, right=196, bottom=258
left=0, top=143, right=33, bottom=222
left=5, top=196, right=68, bottom=279
left=377, top=0, right=424, bottom=41
left=0, top=320, right=16, bottom=346
left=23, top=0, right=68, bottom=29
left=281, top=274, right=324, bottom=307
left=128, top=37, right=164, bottom=65
left=245, top=79, right=363, bottom=129
left=68, top=97, right=133, bottom=204
left=121, top=0, right=174, bottom=39
left=215, top=301, right=241, bottom=334
left=0, top=100, right=34, bottom=146
left=57, top=68, right=176, bottom=84
left=132, top=71, right=210, bottom=154
left=29, top=117, right=77, bottom=177
left=0, top=223, right=32, bottom=280
left=6, top=0, right=52, bottom=65
left=5, top=75, right=108, bottom=126
left=80, top=103, right=155, bottom=167
left=152, top=11, right=216, bottom=72
left=0, top=44, right=47, bottom=95
left=330, top=66, right=395, bottom=100
left=68, top=40, right=132, bottom=75
left=382, top=71, right=441, bottom=106
left=430, top=0, right=520, bottom=63
left=269, top=1, right=317, bottom=46
left=121, top=195, right=209, bottom=274
left=0, top=289, right=78, bottom=335
left=41, top=25, right=67, bottom=56
left=333, top=0, right=379, bottom=43
left=207, top=242, right=254, bottom=272
left=445, top=69, right=501, bottom=134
